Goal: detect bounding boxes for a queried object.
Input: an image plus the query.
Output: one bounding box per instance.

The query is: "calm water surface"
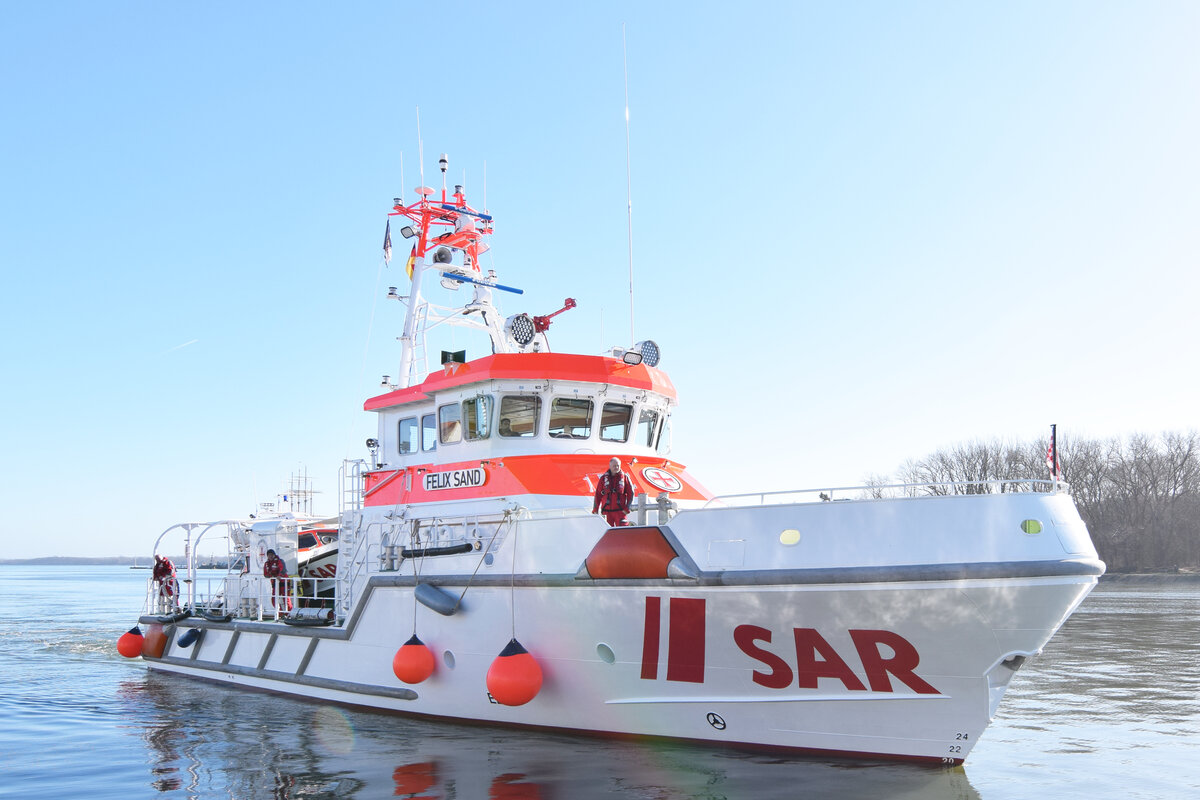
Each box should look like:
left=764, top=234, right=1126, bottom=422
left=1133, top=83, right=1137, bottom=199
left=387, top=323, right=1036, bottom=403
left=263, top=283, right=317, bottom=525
left=1, top=566, right=1197, bottom=799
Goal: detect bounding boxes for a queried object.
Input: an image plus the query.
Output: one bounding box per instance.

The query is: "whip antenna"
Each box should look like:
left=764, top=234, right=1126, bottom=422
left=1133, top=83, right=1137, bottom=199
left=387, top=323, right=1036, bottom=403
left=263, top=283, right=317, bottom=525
left=416, top=106, right=425, bottom=188
left=623, top=23, right=635, bottom=343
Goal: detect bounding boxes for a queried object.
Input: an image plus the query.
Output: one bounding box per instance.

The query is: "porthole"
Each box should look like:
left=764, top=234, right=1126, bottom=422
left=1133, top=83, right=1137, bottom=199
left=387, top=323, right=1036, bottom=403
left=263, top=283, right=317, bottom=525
left=779, top=529, right=801, bottom=546
left=1020, top=519, right=1043, bottom=535
left=443, top=650, right=456, bottom=669
left=596, top=643, right=616, bottom=664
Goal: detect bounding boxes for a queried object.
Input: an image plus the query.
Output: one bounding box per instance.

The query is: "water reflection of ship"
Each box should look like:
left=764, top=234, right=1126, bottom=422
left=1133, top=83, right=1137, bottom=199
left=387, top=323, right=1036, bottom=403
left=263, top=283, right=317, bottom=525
left=121, top=671, right=980, bottom=800
left=392, top=760, right=548, bottom=800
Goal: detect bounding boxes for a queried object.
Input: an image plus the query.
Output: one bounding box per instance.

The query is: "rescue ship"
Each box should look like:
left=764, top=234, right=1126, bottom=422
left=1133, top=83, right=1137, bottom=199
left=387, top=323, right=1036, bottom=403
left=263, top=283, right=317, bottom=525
left=120, top=155, right=1105, bottom=764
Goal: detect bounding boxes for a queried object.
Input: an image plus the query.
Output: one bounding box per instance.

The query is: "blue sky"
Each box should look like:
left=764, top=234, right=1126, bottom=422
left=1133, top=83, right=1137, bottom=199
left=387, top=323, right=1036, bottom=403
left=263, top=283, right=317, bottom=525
left=2, top=2, right=1197, bottom=558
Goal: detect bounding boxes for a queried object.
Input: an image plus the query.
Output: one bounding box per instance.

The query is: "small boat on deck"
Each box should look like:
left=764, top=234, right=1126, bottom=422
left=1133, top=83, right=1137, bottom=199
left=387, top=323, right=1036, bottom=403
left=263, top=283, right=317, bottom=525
left=121, top=156, right=1104, bottom=764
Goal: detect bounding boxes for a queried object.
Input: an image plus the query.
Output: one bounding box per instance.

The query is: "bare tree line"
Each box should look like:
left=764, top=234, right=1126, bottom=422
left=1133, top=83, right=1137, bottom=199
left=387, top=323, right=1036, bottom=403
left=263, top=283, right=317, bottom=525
left=870, top=431, right=1200, bottom=573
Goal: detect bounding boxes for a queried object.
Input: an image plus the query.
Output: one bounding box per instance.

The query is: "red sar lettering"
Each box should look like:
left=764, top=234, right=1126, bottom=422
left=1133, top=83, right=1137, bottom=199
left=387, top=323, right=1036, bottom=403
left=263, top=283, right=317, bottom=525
left=733, top=625, right=939, bottom=694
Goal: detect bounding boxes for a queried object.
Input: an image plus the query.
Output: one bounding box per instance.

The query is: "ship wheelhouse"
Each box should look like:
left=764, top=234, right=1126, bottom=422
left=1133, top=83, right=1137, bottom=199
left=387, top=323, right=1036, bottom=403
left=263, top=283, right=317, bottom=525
left=360, top=352, right=699, bottom=511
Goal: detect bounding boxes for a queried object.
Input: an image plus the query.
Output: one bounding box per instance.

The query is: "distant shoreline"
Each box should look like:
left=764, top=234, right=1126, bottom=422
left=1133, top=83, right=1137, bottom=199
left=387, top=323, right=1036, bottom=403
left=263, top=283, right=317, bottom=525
left=0, top=557, right=144, bottom=566
left=0, top=557, right=211, bottom=567
left=1100, top=572, right=1200, bottom=585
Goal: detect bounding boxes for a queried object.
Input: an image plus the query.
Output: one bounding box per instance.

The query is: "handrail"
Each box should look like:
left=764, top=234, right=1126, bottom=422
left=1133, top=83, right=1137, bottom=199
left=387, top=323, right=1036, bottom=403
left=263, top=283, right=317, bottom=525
left=337, top=516, right=390, bottom=619
left=146, top=520, right=239, bottom=614
left=339, top=458, right=366, bottom=516
left=185, top=520, right=242, bottom=610
left=363, top=468, right=405, bottom=500
left=703, top=479, right=1067, bottom=509
left=188, top=574, right=334, bottom=621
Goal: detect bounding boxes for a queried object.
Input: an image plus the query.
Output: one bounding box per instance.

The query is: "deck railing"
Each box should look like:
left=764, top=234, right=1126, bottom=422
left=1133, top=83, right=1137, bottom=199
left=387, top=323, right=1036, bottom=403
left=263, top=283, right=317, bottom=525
left=148, top=573, right=334, bottom=621
left=703, top=478, right=1066, bottom=509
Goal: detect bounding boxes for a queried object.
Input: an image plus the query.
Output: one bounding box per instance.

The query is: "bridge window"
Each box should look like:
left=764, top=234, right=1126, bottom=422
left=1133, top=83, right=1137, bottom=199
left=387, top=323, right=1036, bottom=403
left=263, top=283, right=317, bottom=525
left=600, top=403, right=633, bottom=442
left=638, top=409, right=661, bottom=448
left=498, top=395, right=540, bottom=437
left=463, top=395, right=492, bottom=441
left=439, top=403, right=463, bottom=444
left=398, top=417, right=418, bottom=454
left=421, top=413, right=437, bottom=451
left=549, top=398, right=593, bottom=439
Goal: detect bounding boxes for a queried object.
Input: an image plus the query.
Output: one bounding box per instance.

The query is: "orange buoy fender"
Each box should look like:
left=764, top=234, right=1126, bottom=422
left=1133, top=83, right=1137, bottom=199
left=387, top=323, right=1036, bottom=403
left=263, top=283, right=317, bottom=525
left=141, top=623, right=168, bottom=658
left=486, top=638, right=543, bottom=706
left=117, top=625, right=144, bottom=658
left=392, top=634, right=436, bottom=684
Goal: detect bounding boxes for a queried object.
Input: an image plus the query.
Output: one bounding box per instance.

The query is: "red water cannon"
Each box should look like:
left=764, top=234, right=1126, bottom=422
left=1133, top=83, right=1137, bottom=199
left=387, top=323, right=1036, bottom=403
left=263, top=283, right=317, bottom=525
left=533, top=298, right=577, bottom=332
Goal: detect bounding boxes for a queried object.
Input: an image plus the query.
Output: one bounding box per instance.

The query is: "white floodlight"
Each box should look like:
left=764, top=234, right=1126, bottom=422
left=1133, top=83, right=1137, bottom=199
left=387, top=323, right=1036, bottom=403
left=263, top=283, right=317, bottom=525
left=505, top=314, right=536, bottom=347
left=632, top=340, right=661, bottom=367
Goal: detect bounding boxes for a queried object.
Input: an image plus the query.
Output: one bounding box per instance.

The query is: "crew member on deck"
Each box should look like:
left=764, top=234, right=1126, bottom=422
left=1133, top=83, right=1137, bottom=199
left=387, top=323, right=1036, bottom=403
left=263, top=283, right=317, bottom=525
left=593, top=457, right=634, bottom=527
left=263, top=548, right=292, bottom=612
left=152, top=554, right=178, bottom=612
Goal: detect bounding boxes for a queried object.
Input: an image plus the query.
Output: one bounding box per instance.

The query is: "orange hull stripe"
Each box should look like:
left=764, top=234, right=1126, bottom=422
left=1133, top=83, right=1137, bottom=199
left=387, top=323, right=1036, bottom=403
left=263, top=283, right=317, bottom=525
left=362, top=455, right=710, bottom=507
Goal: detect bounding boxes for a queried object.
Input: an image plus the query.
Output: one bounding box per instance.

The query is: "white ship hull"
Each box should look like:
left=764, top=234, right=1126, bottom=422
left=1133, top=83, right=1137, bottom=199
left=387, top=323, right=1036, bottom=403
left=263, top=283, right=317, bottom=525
left=143, top=491, right=1101, bottom=764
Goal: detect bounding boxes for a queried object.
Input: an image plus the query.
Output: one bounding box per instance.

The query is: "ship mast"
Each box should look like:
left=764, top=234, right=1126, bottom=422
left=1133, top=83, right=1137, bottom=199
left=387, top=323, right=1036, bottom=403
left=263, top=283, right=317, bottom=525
left=388, top=153, right=522, bottom=389
left=396, top=191, right=433, bottom=389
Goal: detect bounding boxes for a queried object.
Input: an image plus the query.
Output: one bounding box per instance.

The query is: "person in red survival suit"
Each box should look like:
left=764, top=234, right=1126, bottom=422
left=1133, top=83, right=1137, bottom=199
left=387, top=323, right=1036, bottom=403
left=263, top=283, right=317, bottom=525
left=593, top=457, right=634, bottom=527
left=263, top=548, right=293, bottom=612
left=152, top=555, right=178, bottom=611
